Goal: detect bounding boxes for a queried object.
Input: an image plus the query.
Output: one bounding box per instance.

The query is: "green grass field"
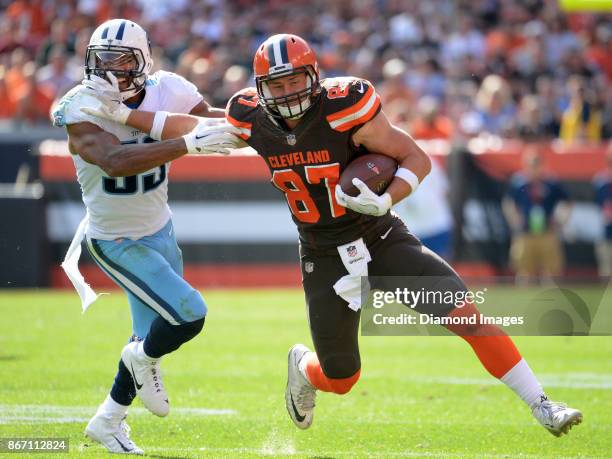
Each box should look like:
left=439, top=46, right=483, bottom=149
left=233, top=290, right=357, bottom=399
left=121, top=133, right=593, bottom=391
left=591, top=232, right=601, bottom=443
left=0, top=289, right=611, bottom=458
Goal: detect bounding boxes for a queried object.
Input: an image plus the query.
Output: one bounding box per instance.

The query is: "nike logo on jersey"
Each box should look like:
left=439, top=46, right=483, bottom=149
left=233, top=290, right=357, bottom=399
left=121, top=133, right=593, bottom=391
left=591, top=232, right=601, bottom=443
left=195, top=133, right=210, bottom=140
left=290, top=393, right=306, bottom=422
left=356, top=81, right=365, bottom=93
left=380, top=227, right=393, bottom=240
left=131, top=363, right=143, bottom=390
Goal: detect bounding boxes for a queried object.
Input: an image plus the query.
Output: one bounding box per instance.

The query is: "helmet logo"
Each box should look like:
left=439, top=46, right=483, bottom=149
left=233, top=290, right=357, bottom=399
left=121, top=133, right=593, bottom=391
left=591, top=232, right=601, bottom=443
left=269, top=63, right=293, bottom=76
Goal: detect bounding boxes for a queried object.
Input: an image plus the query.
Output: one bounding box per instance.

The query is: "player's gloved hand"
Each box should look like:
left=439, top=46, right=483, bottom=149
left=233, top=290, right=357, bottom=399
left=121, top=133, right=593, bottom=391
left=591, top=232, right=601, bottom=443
left=80, top=72, right=131, bottom=124
left=182, top=122, right=244, bottom=155
left=191, top=117, right=250, bottom=148
left=188, top=117, right=249, bottom=146
left=335, top=178, right=393, bottom=217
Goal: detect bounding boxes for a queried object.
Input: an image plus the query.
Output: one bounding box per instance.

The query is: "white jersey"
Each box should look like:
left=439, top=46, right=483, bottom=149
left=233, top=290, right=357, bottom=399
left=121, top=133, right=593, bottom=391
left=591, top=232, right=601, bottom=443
left=54, top=70, right=203, bottom=240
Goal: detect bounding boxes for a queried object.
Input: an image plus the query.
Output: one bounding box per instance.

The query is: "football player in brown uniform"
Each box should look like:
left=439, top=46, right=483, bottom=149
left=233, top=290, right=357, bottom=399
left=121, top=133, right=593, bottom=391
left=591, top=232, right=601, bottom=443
left=81, top=34, right=582, bottom=437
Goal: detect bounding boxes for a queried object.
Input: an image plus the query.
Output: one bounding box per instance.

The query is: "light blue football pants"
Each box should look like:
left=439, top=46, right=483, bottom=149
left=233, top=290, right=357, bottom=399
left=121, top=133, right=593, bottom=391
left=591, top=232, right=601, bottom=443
left=85, top=219, right=206, bottom=338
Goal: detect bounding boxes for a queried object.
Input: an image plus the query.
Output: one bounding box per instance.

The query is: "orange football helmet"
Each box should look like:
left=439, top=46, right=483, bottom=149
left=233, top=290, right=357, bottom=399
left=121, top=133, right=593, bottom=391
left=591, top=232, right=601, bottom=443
left=253, top=34, right=321, bottom=119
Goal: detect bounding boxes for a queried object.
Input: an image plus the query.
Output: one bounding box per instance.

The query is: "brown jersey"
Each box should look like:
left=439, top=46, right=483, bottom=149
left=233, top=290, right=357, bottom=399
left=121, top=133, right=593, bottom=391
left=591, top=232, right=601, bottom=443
left=226, top=76, right=393, bottom=251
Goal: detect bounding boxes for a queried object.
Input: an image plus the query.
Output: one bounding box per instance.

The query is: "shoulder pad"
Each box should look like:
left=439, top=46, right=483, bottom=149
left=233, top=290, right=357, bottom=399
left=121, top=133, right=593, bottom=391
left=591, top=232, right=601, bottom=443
left=322, top=77, right=381, bottom=132
left=52, top=85, right=106, bottom=130
left=225, top=87, right=259, bottom=140
left=144, top=70, right=161, bottom=87
left=153, top=70, right=189, bottom=90
left=153, top=71, right=203, bottom=113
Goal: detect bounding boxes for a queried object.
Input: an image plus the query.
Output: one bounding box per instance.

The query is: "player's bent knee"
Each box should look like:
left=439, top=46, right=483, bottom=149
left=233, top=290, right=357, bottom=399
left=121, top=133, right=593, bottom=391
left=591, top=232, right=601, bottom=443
left=181, top=288, right=207, bottom=322
left=327, top=369, right=361, bottom=394
left=175, top=317, right=205, bottom=340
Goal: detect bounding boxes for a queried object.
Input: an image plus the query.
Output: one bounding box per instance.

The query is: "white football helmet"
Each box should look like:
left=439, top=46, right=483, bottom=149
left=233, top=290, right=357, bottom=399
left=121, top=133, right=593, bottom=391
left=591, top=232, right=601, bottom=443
left=85, top=19, right=153, bottom=101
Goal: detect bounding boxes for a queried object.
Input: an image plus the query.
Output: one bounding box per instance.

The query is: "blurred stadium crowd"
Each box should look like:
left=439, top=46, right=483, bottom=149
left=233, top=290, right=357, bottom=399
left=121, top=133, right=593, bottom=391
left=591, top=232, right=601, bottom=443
left=0, top=0, right=610, bottom=141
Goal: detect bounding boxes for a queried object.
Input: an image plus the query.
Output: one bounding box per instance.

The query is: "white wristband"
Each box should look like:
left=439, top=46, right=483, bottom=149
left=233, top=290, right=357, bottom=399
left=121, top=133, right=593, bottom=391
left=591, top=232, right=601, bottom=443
left=182, top=132, right=197, bottom=154
left=394, top=167, right=420, bottom=193
left=150, top=111, right=169, bottom=141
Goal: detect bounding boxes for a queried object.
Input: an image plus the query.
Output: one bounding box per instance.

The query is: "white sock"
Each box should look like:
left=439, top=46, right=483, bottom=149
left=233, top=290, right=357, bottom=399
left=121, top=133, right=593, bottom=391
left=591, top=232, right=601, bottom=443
left=297, top=352, right=312, bottom=381
left=98, top=394, right=128, bottom=418
left=500, top=358, right=546, bottom=409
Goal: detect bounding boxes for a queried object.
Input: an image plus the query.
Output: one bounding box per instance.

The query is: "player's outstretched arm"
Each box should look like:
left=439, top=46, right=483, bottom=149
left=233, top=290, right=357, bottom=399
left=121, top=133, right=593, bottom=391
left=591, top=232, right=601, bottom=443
left=67, top=119, right=241, bottom=176
left=123, top=110, right=202, bottom=140
left=67, top=122, right=188, bottom=177
left=352, top=110, right=432, bottom=205
left=81, top=103, right=206, bottom=141
left=79, top=74, right=225, bottom=140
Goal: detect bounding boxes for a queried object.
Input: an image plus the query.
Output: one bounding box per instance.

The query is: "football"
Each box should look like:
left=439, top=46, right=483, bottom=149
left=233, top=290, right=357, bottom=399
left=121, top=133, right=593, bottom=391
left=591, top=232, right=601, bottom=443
left=339, top=153, right=398, bottom=197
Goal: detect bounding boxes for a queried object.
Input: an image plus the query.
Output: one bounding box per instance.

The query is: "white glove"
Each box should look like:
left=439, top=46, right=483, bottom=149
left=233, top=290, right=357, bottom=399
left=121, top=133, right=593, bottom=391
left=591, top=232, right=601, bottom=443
left=182, top=122, right=244, bottom=155
left=191, top=118, right=249, bottom=148
left=335, top=178, right=393, bottom=216
left=193, top=117, right=230, bottom=128
left=80, top=72, right=131, bottom=124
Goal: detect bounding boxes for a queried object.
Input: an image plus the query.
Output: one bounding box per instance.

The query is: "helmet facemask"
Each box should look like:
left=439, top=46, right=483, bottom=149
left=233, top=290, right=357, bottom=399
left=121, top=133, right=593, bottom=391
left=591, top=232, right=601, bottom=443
left=256, top=66, right=320, bottom=120
left=85, top=45, right=148, bottom=100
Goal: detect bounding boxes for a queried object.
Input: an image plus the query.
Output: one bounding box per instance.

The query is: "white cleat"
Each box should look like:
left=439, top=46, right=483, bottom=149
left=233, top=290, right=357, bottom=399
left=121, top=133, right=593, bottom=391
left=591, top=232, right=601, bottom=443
left=285, top=344, right=316, bottom=430
left=121, top=341, right=169, bottom=417
left=532, top=396, right=583, bottom=437
left=85, top=412, right=144, bottom=455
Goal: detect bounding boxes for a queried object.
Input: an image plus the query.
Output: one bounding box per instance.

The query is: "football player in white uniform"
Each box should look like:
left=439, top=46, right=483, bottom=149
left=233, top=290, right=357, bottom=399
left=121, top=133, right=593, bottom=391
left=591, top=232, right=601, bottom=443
left=53, top=19, right=241, bottom=455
